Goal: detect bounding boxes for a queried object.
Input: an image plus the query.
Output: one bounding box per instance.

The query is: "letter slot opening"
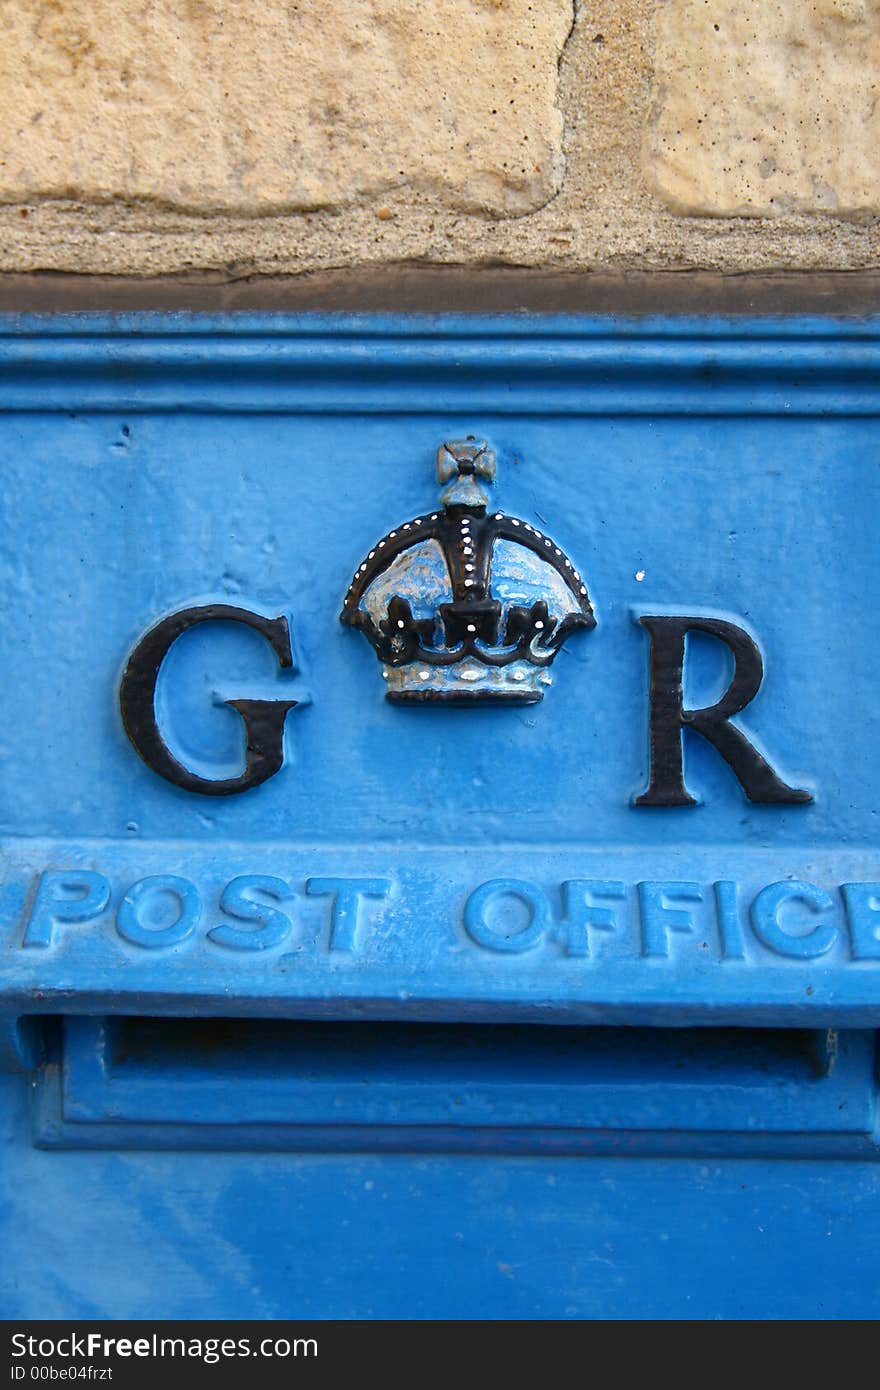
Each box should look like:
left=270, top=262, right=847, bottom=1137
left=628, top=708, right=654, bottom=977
left=31, top=1017, right=878, bottom=1155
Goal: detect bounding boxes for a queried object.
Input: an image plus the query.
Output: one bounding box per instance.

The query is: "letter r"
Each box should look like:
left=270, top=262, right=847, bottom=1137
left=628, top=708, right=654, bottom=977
left=635, top=614, right=812, bottom=806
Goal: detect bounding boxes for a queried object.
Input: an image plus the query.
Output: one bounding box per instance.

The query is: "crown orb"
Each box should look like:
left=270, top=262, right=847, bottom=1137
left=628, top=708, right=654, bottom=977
left=340, top=443, right=596, bottom=705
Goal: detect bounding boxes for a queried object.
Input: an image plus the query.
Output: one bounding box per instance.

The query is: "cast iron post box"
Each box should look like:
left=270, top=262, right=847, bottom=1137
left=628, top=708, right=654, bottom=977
left=2, top=313, right=880, bottom=1318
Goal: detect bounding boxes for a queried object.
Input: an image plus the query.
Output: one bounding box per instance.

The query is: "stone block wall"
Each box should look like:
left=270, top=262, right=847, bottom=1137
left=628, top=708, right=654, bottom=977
left=0, top=0, right=877, bottom=275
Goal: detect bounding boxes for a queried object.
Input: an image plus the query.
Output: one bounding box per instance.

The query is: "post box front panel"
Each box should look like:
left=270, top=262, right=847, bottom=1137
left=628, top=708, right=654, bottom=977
left=3, top=314, right=880, bottom=1322
left=1, top=315, right=879, bottom=1024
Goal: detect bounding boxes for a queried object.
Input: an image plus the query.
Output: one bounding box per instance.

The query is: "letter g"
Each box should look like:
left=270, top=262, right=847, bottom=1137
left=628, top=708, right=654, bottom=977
left=119, top=604, right=298, bottom=796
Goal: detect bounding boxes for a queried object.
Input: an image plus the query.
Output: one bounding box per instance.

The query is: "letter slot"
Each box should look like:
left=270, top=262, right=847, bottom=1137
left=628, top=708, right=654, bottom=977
left=32, top=1016, right=879, bottom=1157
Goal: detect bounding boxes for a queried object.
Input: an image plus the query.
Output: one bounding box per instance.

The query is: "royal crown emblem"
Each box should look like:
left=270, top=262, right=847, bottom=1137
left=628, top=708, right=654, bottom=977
left=340, top=439, right=596, bottom=703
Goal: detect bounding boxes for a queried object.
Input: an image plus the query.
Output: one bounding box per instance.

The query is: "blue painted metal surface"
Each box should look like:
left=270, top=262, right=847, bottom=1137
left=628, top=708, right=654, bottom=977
left=9, top=1064, right=880, bottom=1320
left=1, top=313, right=880, bottom=1318
left=1, top=315, right=879, bottom=1024
left=33, top=1019, right=879, bottom=1157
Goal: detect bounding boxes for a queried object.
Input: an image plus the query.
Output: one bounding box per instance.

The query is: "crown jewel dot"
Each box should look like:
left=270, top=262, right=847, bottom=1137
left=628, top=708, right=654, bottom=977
left=464, top=578, right=475, bottom=587
left=466, top=623, right=476, bottom=633
left=534, top=620, right=544, bottom=630
left=419, top=670, right=430, bottom=681
left=511, top=519, right=520, bottom=527
left=397, top=619, right=405, bottom=629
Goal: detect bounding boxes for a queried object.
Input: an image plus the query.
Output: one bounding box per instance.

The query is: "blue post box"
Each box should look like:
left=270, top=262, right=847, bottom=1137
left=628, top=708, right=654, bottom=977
left=2, top=313, right=880, bottom=1319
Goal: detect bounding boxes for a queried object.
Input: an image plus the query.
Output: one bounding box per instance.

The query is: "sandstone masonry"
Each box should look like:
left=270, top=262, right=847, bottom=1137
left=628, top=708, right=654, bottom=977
left=0, top=0, right=877, bottom=276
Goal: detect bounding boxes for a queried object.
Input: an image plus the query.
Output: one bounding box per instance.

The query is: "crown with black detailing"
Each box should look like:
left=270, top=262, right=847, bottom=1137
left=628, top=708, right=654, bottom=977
left=340, top=439, right=596, bottom=704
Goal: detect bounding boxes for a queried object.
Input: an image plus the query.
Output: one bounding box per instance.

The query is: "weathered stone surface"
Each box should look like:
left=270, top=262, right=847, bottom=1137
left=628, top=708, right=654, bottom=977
left=648, top=0, right=880, bottom=216
left=1, top=0, right=879, bottom=275
left=0, top=0, right=571, bottom=216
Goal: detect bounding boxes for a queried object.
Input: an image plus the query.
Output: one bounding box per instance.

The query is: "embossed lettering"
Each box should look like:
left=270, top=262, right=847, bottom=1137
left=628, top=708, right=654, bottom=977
left=116, top=875, right=200, bottom=948
left=557, top=880, right=625, bottom=957
left=18, top=871, right=880, bottom=969
left=749, top=881, right=837, bottom=959
left=638, top=880, right=704, bottom=958
left=209, top=875, right=295, bottom=951
left=22, top=870, right=110, bottom=949
left=840, top=883, right=880, bottom=960
left=119, top=604, right=298, bottom=796
left=635, top=615, right=812, bottom=807
left=463, top=878, right=551, bottom=953
left=305, top=877, right=392, bottom=951
left=714, top=880, right=746, bottom=960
